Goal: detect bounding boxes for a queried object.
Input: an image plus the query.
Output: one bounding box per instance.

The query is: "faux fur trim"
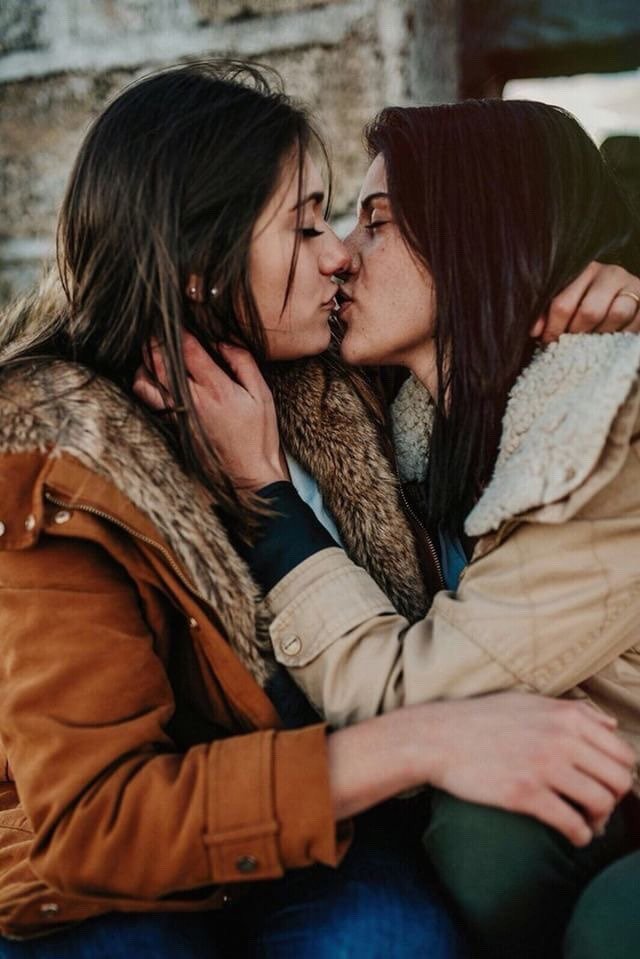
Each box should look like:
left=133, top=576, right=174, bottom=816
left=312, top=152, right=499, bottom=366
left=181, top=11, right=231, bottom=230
left=0, top=276, right=430, bottom=686
left=272, top=361, right=430, bottom=621
left=0, top=361, right=273, bottom=686
left=466, top=334, right=640, bottom=536
left=390, top=374, right=434, bottom=483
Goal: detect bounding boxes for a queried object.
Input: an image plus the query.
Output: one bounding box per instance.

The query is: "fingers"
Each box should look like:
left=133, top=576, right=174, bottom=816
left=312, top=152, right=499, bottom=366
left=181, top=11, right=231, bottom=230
left=589, top=293, right=639, bottom=333
left=552, top=766, right=617, bottom=826
left=542, top=263, right=640, bottom=341
left=569, top=270, right=639, bottom=333
left=542, top=262, right=600, bottom=342
left=219, top=343, right=272, bottom=401
left=579, top=712, right=636, bottom=770
left=524, top=790, right=593, bottom=847
left=554, top=702, right=634, bottom=798
left=529, top=316, right=546, bottom=339
left=574, top=743, right=634, bottom=801
left=181, top=334, right=235, bottom=396
left=132, top=370, right=172, bottom=411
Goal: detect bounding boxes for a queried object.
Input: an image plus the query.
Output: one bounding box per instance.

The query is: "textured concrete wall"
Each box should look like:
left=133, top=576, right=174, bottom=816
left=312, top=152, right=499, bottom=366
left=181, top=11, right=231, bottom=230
left=0, top=0, right=460, bottom=303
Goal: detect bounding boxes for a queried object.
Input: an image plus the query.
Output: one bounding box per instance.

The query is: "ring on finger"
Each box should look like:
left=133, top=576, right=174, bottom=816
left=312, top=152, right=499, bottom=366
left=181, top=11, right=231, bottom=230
left=615, top=290, right=640, bottom=309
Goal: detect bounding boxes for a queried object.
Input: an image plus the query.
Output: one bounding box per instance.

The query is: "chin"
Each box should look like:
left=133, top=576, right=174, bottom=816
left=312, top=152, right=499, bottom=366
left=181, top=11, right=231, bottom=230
left=271, top=326, right=332, bottom=362
left=339, top=331, right=379, bottom=367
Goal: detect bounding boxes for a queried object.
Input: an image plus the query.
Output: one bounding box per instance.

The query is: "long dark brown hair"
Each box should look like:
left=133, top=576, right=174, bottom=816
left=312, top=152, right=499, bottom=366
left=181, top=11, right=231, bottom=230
left=0, top=61, right=331, bottom=533
left=366, top=99, right=640, bottom=531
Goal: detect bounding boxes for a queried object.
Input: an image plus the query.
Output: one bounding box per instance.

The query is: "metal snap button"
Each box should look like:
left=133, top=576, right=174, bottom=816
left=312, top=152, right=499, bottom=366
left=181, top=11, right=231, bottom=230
left=235, top=855, right=259, bottom=874
left=54, top=510, right=71, bottom=525
left=188, top=616, right=199, bottom=630
left=0, top=521, right=5, bottom=537
left=40, top=902, right=60, bottom=917
left=280, top=634, right=302, bottom=657
left=24, top=514, right=36, bottom=531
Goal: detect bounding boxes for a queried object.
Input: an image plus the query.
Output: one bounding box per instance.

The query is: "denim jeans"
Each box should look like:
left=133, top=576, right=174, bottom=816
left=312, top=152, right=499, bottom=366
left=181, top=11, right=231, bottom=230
left=0, top=802, right=467, bottom=959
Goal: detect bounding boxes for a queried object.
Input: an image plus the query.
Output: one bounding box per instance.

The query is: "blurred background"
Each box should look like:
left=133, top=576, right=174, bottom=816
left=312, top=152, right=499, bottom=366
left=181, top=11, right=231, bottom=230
left=1, top=0, right=639, bottom=305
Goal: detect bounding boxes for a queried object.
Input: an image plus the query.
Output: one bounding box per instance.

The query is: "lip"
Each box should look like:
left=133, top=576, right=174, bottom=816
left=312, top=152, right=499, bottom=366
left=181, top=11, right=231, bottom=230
left=336, top=288, right=354, bottom=316
left=321, top=293, right=338, bottom=309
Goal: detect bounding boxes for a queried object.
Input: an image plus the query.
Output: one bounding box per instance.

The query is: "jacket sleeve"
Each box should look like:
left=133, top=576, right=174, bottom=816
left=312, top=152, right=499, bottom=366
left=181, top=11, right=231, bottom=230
left=0, top=534, right=343, bottom=901
left=266, top=434, right=640, bottom=728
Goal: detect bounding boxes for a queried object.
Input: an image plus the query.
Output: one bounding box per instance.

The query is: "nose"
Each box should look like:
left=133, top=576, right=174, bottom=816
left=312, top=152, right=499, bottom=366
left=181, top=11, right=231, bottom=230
left=339, top=226, right=361, bottom=277
left=319, top=227, right=353, bottom=278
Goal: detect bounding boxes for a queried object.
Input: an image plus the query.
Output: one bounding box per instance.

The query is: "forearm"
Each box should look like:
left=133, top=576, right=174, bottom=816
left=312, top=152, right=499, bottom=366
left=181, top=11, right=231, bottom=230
left=326, top=707, right=431, bottom=820
left=266, top=549, right=518, bottom=726
left=266, top=481, right=640, bottom=724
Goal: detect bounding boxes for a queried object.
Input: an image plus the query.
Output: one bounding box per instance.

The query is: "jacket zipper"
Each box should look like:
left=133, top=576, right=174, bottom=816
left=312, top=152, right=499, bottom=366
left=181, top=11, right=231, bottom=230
left=44, top=491, right=210, bottom=606
left=393, top=468, right=445, bottom=590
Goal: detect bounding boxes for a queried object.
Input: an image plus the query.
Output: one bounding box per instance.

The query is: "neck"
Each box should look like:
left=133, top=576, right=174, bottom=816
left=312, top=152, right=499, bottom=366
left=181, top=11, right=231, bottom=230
left=407, top=340, right=439, bottom=399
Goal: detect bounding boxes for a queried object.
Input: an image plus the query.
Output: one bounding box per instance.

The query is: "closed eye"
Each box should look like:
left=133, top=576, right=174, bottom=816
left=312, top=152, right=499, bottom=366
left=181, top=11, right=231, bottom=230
left=299, top=227, right=324, bottom=238
left=364, top=221, right=389, bottom=232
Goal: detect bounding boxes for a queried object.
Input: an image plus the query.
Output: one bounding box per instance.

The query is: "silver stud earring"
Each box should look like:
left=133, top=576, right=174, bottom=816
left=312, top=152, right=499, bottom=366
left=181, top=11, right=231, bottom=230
left=189, top=286, right=197, bottom=297
left=210, top=286, right=218, bottom=298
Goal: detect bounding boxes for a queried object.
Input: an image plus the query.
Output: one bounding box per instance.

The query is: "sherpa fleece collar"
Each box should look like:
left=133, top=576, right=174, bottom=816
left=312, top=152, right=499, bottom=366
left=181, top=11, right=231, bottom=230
left=390, top=335, right=640, bottom=538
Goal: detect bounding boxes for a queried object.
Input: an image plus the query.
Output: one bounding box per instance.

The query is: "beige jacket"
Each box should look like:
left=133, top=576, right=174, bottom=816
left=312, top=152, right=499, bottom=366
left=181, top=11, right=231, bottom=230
left=265, top=334, right=640, bottom=774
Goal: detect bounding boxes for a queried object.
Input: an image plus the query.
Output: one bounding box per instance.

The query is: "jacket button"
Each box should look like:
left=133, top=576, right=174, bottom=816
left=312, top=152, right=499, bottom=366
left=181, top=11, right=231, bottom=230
left=280, top=634, right=302, bottom=657
left=235, top=855, right=259, bottom=874
left=24, top=514, right=36, bottom=531
left=40, top=902, right=60, bottom=917
left=0, top=521, right=5, bottom=537
left=54, top=510, right=71, bottom=525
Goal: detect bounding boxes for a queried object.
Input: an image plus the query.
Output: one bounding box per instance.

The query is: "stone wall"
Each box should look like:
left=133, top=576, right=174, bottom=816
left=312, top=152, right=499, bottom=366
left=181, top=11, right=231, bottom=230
left=0, top=0, right=460, bottom=304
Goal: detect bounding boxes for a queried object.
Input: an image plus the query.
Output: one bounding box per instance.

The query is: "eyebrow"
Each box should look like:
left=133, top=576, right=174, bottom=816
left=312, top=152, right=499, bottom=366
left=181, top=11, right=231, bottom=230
left=290, top=190, right=324, bottom=212
left=359, top=191, right=389, bottom=212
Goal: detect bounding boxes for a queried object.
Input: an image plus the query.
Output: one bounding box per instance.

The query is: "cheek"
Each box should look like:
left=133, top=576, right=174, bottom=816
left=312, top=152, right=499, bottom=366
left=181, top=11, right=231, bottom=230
left=250, top=235, right=297, bottom=327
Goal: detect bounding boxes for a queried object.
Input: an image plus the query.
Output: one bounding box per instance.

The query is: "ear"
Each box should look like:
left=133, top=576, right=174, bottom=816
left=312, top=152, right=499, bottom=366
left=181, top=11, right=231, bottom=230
left=186, top=273, right=205, bottom=303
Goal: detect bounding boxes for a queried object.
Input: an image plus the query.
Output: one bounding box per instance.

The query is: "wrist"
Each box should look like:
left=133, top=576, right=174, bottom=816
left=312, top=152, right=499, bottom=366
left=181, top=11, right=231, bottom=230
left=398, top=702, right=450, bottom=789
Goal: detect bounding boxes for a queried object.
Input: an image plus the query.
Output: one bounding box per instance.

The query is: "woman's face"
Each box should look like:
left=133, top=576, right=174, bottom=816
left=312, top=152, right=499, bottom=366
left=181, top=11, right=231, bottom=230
left=249, top=151, right=350, bottom=361
left=338, top=153, right=436, bottom=370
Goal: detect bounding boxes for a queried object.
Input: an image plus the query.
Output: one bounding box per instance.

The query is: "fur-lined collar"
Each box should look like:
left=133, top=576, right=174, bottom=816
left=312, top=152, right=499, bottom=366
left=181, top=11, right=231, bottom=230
left=272, top=362, right=429, bottom=622
left=0, top=360, right=272, bottom=685
left=0, top=278, right=429, bottom=686
left=390, top=335, right=640, bottom=539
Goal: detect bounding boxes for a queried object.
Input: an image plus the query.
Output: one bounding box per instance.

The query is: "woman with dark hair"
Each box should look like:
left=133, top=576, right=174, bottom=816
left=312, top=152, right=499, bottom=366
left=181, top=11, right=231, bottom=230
left=183, top=99, right=640, bottom=957
left=0, top=63, right=473, bottom=957
left=3, top=62, right=632, bottom=958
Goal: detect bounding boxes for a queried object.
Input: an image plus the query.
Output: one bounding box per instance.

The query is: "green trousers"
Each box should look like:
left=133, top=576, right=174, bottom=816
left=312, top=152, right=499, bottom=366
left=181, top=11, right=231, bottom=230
left=423, top=790, right=637, bottom=959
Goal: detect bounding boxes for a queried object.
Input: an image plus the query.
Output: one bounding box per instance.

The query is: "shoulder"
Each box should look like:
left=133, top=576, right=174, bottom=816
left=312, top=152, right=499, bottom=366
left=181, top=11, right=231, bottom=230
left=466, top=334, right=640, bottom=536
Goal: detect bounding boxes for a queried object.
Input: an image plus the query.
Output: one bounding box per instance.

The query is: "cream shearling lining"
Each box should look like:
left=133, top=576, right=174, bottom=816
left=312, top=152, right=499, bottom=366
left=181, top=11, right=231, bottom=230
left=390, top=334, right=640, bottom=538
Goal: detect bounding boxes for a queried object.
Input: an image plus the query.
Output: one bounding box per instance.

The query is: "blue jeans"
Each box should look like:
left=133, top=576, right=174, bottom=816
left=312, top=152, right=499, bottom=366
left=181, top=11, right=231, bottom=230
left=0, top=803, right=466, bottom=959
